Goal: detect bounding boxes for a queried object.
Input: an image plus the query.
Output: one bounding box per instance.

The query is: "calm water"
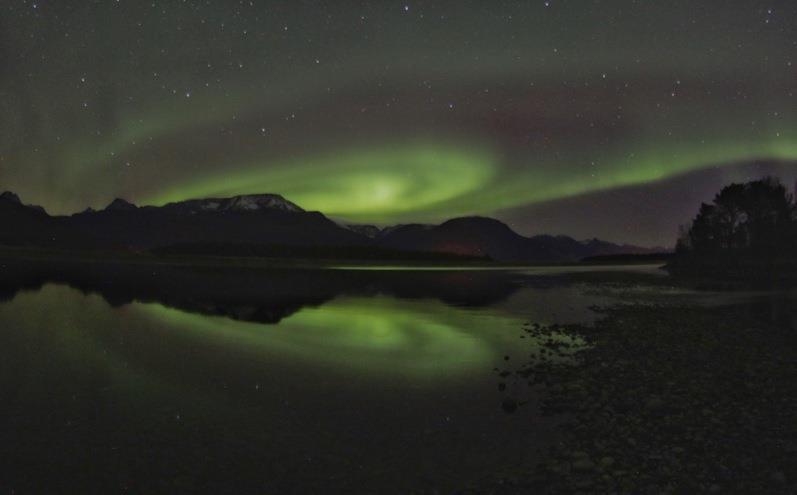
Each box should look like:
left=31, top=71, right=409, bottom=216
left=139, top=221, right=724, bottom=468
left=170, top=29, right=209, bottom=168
left=1, top=260, right=771, bottom=494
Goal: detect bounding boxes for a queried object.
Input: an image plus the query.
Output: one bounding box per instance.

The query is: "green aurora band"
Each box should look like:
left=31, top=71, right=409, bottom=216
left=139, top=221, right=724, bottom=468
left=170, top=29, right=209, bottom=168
left=140, top=130, right=797, bottom=223
left=144, top=143, right=497, bottom=220
left=2, top=0, right=795, bottom=242
left=135, top=296, right=522, bottom=380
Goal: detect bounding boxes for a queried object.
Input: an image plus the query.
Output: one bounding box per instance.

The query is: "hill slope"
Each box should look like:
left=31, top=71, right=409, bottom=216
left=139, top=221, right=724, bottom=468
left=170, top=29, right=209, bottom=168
left=376, top=216, right=656, bottom=262
left=1, top=192, right=656, bottom=261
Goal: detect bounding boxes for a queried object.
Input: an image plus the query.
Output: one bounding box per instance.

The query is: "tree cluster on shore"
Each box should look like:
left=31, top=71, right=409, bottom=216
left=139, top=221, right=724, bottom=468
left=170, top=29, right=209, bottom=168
left=670, top=177, right=797, bottom=284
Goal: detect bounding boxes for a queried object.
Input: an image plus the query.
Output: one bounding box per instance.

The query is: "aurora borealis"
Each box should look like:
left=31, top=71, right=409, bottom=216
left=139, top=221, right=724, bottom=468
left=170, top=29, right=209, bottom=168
left=2, top=1, right=796, bottom=245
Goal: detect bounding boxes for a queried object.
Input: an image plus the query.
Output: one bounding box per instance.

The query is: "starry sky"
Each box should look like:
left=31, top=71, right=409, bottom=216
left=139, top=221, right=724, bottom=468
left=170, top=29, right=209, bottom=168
left=1, top=0, right=796, bottom=246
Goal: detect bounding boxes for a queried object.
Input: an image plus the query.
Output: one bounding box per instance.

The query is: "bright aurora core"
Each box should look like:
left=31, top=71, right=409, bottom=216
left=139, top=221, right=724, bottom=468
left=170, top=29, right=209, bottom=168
left=2, top=0, right=796, bottom=245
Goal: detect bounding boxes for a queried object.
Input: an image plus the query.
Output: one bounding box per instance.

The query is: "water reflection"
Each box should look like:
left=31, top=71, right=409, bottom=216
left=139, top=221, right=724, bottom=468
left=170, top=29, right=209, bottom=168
left=0, top=258, right=529, bottom=323
left=2, top=259, right=794, bottom=493
left=2, top=261, right=607, bottom=494
left=138, top=296, right=520, bottom=379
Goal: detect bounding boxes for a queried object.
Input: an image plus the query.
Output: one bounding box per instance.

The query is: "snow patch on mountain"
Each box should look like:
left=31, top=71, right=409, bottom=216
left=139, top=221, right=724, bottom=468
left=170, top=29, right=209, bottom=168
left=225, top=195, right=302, bottom=212
left=163, top=194, right=304, bottom=214
left=343, top=224, right=383, bottom=239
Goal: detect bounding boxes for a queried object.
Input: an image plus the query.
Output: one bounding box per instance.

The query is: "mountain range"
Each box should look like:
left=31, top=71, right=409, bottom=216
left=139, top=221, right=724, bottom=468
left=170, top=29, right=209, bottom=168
left=0, top=191, right=659, bottom=262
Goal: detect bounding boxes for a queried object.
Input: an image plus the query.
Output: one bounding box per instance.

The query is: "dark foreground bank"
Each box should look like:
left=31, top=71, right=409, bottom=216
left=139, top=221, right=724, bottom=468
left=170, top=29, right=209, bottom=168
left=490, top=302, right=797, bottom=494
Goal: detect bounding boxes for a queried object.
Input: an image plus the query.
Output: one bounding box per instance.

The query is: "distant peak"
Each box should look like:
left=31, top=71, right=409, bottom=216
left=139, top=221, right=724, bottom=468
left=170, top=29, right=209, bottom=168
left=0, top=191, right=21, bottom=204
left=105, top=198, right=138, bottom=211
left=225, top=194, right=303, bottom=212
left=166, top=194, right=304, bottom=213
left=345, top=224, right=383, bottom=239
left=0, top=191, right=46, bottom=214
left=439, top=216, right=514, bottom=230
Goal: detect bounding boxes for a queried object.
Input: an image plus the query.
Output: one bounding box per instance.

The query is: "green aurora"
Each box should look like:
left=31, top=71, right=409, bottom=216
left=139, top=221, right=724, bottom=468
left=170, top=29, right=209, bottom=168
left=145, top=143, right=497, bottom=220
left=136, top=296, right=512, bottom=380
left=0, top=282, right=582, bottom=386
left=2, top=1, right=795, bottom=244
left=143, top=129, right=797, bottom=223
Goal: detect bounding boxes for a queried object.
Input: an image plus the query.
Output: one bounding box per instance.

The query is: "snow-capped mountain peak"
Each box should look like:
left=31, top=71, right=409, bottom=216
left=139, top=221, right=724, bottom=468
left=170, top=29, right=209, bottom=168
left=224, top=194, right=303, bottom=212
left=165, top=194, right=304, bottom=214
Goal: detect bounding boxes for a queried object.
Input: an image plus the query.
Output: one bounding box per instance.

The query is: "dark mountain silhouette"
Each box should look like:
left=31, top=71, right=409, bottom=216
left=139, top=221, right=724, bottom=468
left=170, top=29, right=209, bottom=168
left=0, top=191, right=22, bottom=204
left=0, top=191, right=53, bottom=245
left=0, top=191, right=48, bottom=214
left=377, top=217, right=528, bottom=259
left=344, top=224, right=383, bottom=239
left=374, top=216, right=657, bottom=262
left=105, top=198, right=138, bottom=211
left=60, top=193, right=365, bottom=250
left=1, top=191, right=655, bottom=262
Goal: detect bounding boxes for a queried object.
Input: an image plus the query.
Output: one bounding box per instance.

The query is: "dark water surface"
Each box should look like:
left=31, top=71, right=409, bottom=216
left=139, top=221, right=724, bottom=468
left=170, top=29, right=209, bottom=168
left=0, top=260, right=729, bottom=494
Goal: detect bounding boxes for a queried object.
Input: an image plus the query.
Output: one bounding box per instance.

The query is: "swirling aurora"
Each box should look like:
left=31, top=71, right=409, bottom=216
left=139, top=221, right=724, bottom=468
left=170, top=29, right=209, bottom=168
left=2, top=0, right=796, bottom=245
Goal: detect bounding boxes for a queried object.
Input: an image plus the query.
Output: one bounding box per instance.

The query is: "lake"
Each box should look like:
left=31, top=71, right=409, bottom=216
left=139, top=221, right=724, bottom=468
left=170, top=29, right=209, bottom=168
left=0, top=259, right=777, bottom=493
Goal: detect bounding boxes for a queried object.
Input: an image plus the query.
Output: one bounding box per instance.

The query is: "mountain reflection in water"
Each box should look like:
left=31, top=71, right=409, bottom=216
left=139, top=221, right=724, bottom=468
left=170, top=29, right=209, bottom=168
left=10, top=258, right=781, bottom=494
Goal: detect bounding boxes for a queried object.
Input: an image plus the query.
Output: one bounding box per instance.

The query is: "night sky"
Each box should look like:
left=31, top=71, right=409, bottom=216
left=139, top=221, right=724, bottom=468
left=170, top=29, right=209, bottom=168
left=2, top=0, right=796, bottom=246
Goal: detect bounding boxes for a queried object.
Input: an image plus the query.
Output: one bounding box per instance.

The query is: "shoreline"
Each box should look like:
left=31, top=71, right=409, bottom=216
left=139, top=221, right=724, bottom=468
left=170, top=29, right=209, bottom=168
left=0, top=245, right=670, bottom=271
left=494, top=302, right=797, bottom=493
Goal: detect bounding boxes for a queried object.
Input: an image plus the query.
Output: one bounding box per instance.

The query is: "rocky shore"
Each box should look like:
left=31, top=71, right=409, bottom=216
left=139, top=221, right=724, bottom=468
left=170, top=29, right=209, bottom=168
left=492, top=303, right=797, bottom=494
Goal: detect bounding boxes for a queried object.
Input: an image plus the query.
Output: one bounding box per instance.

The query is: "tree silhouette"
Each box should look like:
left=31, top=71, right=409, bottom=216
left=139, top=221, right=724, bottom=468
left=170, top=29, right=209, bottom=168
left=678, top=177, right=796, bottom=256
